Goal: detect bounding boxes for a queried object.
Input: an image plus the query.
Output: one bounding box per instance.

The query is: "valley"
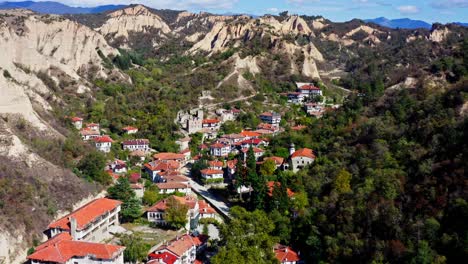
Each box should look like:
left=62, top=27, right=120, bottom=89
left=0, top=3, right=466, bottom=264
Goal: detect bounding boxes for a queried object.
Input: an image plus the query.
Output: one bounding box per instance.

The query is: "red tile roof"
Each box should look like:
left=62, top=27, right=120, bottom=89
left=265, top=156, right=284, bottom=165
left=122, top=139, right=149, bottom=145
left=70, top=117, right=83, bottom=122
left=257, top=123, right=277, bottom=131
left=180, top=148, right=191, bottom=154
left=28, top=237, right=124, bottom=263
left=148, top=251, right=178, bottom=264
left=129, top=173, right=141, bottom=183
left=240, top=138, right=264, bottom=145
left=267, top=182, right=295, bottom=198
left=274, top=244, right=301, bottom=263
left=198, top=200, right=217, bottom=215
left=241, top=147, right=264, bottom=153
left=291, top=148, right=316, bottom=159
left=202, top=119, right=220, bottom=124
left=107, top=170, right=120, bottom=180
left=291, top=125, right=307, bottom=131
left=48, top=198, right=121, bottom=231
left=156, top=234, right=198, bottom=257
left=163, top=175, right=190, bottom=182
left=145, top=160, right=180, bottom=171
left=156, top=182, right=189, bottom=190
left=221, top=133, right=244, bottom=139
left=86, top=123, right=99, bottom=128
left=94, top=135, right=113, bottom=143
left=210, top=142, right=229, bottom=149
left=209, top=160, right=223, bottom=167
left=153, top=152, right=185, bottom=161
left=35, top=232, right=72, bottom=252
left=200, top=169, right=224, bottom=175
left=79, top=128, right=100, bottom=136
left=226, top=159, right=238, bottom=169
left=122, top=126, right=138, bottom=131
left=299, top=84, right=321, bottom=90
left=131, top=183, right=144, bottom=190
left=147, top=196, right=197, bottom=212
left=240, top=131, right=261, bottom=138
left=199, top=144, right=208, bottom=150
left=260, top=112, right=274, bottom=117
left=130, top=150, right=147, bottom=157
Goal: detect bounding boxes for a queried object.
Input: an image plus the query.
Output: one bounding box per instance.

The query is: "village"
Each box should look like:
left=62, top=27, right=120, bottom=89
left=26, top=82, right=332, bottom=264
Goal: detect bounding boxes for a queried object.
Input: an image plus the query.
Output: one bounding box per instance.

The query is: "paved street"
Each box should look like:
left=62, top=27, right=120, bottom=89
left=181, top=167, right=231, bottom=218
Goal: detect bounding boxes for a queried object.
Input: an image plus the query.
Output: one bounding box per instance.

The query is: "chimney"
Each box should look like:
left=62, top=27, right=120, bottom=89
left=289, top=143, right=295, bottom=156
left=69, top=217, right=77, bottom=240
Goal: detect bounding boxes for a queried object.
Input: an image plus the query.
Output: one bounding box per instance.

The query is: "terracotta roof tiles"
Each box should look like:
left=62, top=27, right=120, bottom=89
left=47, top=198, right=121, bottom=231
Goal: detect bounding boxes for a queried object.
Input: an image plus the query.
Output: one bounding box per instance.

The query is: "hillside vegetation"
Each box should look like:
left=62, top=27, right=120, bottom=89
left=0, top=4, right=466, bottom=263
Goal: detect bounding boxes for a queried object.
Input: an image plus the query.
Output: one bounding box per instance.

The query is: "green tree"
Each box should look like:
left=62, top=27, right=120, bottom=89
left=142, top=185, right=160, bottom=206
left=333, top=169, right=352, bottom=195
left=259, top=159, right=276, bottom=177
left=119, top=233, right=150, bottom=262
left=165, top=196, right=189, bottom=229
left=77, top=151, right=111, bottom=185
left=107, top=177, right=135, bottom=202
left=121, top=196, right=142, bottom=222
left=211, top=206, right=279, bottom=264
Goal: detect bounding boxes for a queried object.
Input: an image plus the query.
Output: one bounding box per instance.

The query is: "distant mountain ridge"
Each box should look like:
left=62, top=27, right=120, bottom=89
left=365, top=17, right=432, bottom=29
left=0, top=1, right=126, bottom=14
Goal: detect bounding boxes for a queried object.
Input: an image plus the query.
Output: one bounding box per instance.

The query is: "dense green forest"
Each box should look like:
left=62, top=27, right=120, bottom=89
left=58, top=24, right=468, bottom=264
left=212, top=41, right=468, bottom=263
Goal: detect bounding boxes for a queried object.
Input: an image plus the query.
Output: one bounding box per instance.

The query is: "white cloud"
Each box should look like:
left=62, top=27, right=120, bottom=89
left=267, top=7, right=279, bottom=13
left=431, top=0, right=468, bottom=8
left=36, top=0, right=238, bottom=10
left=397, top=5, right=420, bottom=14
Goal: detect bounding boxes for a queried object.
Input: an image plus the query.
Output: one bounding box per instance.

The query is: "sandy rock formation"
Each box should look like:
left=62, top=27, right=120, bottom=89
left=98, top=5, right=171, bottom=39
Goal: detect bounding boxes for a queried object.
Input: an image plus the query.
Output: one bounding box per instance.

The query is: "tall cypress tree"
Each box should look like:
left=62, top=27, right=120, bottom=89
left=245, top=146, right=265, bottom=210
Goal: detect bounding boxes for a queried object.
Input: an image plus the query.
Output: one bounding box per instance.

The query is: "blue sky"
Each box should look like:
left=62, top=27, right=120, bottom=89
left=8, top=0, right=468, bottom=22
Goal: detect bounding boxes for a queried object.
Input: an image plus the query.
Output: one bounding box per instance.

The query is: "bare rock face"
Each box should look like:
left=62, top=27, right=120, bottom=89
left=97, top=5, right=171, bottom=39
left=0, top=9, right=117, bottom=131
left=430, top=27, right=451, bottom=43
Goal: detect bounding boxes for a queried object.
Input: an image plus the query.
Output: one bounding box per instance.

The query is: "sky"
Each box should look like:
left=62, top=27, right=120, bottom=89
left=6, top=0, right=468, bottom=23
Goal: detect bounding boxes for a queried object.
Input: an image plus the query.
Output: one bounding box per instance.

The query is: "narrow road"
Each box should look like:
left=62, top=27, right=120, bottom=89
left=189, top=179, right=231, bottom=218
left=181, top=168, right=231, bottom=218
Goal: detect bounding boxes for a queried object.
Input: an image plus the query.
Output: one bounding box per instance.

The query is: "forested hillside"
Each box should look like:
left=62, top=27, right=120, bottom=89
left=0, top=4, right=466, bottom=263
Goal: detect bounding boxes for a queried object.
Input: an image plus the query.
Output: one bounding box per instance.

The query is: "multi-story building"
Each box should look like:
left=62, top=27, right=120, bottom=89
left=283, top=144, right=316, bottom=172
left=94, top=135, right=113, bottom=153
left=296, top=82, right=323, bottom=97
left=156, top=182, right=191, bottom=194
left=200, top=169, right=224, bottom=182
left=178, top=109, right=204, bottom=134
left=208, top=160, right=223, bottom=170
left=146, top=195, right=199, bottom=230
left=149, top=234, right=207, bottom=264
left=27, top=233, right=125, bottom=264
left=122, top=139, right=150, bottom=152
left=210, top=143, right=231, bottom=157
left=259, top=112, right=281, bottom=126
left=45, top=198, right=122, bottom=242
left=274, top=244, right=301, bottom=264
left=122, top=126, right=138, bottom=134
left=202, top=119, right=221, bottom=131
left=241, top=147, right=265, bottom=161
left=79, top=128, right=100, bottom=141
left=304, top=103, right=325, bottom=117
left=70, top=117, right=83, bottom=129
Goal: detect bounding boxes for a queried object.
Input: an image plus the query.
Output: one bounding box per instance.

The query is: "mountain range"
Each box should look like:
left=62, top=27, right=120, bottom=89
left=0, top=1, right=467, bottom=28
left=0, top=1, right=125, bottom=14
left=365, top=17, right=432, bottom=29
left=0, top=3, right=466, bottom=263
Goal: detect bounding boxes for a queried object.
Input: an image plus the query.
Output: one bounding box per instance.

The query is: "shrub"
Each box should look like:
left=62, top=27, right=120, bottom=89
left=3, top=69, right=11, bottom=79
